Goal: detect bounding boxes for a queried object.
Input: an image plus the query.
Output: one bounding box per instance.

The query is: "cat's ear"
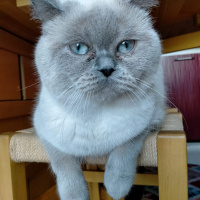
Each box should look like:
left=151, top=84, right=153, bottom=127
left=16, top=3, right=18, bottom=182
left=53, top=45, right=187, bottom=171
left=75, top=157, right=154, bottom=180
left=124, top=0, right=158, bottom=9
left=30, top=0, right=63, bottom=23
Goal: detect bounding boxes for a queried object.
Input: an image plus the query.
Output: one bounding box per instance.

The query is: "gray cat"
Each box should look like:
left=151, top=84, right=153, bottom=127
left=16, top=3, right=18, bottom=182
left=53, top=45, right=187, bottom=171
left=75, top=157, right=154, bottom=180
left=32, top=0, right=166, bottom=199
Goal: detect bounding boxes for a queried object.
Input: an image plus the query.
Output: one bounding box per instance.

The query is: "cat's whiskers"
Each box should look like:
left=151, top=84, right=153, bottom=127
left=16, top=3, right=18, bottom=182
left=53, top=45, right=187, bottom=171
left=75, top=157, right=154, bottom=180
left=59, top=89, right=85, bottom=144
left=87, top=91, right=93, bottom=114
left=111, top=76, right=144, bottom=104
left=122, top=77, right=164, bottom=131
left=59, top=89, right=79, bottom=143
left=136, top=78, right=172, bottom=104
left=63, top=89, right=78, bottom=108
left=125, top=89, right=142, bottom=104
left=59, top=111, right=69, bottom=145
left=135, top=78, right=189, bottom=130
left=17, top=81, right=40, bottom=92
left=56, top=83, right=76, bottom=101
left=74, top=92, right=85, bottom=118
left=112, top=76, right=156, bottom=115
left=132, top=83, right=155, bottom=108
left=82, top=92, right=89, bottom=117
left=82, top=91, right=93, bottom=117
left=68, top=91, right=82, bottom=113
left=125, top=84, right=153, bottom=109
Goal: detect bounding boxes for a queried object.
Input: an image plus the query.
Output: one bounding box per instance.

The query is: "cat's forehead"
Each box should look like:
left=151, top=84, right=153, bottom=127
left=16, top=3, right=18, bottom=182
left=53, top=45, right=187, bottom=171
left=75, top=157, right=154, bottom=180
left=45, top=2, right=152, bottom=51
left=73, top=7, right=121, bottom=45
left=57, top=4, right=149, bottom=47
left=60, top=0, right=116, bottom=10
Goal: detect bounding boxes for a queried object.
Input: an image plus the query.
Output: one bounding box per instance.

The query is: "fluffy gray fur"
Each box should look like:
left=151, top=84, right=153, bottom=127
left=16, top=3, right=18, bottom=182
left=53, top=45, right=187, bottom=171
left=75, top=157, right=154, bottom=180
left=32, top=0, right=165, bottom=199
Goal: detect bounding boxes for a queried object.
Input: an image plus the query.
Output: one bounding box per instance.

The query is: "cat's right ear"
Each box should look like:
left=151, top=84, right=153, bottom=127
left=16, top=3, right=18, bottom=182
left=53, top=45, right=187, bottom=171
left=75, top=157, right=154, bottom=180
left=120, top=0, right=158, bottom=10
left=30, top=0, right=63, bottom=23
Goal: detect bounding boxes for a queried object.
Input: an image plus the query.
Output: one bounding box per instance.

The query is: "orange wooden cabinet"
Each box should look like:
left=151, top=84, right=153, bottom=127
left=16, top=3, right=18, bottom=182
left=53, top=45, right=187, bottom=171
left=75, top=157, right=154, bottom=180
left=21, top=56, right=39, bottom=100
left=0, top=28, right=39, bottom=133
left=0, top=49, right=21, bottom=100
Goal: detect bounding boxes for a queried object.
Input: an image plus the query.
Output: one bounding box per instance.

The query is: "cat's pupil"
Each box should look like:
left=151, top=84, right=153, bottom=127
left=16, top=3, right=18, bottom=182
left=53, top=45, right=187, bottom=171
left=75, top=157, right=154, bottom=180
left=123, top=42, right=128, bottom=48
left=76, top=44, right=81, bottom=51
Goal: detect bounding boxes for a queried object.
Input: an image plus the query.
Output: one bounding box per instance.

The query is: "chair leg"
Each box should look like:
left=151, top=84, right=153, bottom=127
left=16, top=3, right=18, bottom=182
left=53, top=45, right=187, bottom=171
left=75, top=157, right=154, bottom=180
left=85, top=164, right=101, bottom=200
left=157, top=131, right=188, bottom=200
left=88, top=182, right=101, bottom=200
left=0, top=134, right=28, bottom=200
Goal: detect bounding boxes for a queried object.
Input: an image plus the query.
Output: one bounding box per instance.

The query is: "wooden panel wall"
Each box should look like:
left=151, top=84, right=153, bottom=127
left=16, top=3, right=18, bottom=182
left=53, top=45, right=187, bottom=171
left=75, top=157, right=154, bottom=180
left=0, top=49, right=21, bottom=100
left=1, top=0, right=16, bottom=5
left=0, top=1, right=40, bottom=43
left=0, top=29, right=39, bottom=133
left=21, top=57, right=39, bottom=100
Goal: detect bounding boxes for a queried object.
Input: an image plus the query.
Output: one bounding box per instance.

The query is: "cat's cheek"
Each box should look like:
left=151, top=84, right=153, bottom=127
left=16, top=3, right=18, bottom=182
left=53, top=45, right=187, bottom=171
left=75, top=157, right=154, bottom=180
left=115, top=51, right=135, bottom=61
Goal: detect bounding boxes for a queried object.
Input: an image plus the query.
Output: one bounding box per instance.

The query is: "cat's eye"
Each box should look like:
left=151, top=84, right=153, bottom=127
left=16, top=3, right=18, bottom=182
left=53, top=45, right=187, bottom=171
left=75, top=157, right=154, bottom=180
left=117, top=40, right=135, bottom=54
left=70, top=43, right=89, bottom=55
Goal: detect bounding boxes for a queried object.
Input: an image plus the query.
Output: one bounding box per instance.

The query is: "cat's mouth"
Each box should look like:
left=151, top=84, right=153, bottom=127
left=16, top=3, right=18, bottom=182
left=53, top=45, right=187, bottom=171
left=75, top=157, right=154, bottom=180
left=87, top=78, right=126, bottom=101
left=76, top=73, right=135, bottom=101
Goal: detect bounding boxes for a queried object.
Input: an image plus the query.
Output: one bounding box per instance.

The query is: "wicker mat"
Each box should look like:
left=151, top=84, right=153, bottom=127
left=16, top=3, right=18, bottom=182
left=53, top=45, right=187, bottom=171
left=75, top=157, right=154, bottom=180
left=10, top=114, right=183, bottom=168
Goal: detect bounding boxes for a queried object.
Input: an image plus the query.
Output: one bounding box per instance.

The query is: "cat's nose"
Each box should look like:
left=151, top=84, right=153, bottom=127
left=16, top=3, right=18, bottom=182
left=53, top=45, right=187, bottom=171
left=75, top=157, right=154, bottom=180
left=99, top=68, right=115, bottom=77
left=96, top=55, right=116, bottom=77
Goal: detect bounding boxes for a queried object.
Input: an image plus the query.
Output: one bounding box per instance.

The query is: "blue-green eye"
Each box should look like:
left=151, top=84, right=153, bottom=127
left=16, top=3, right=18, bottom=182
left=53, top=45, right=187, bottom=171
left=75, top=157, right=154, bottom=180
left=70, top=43, right=89, bottom=55
left=117, top=40, right=135, bottom=54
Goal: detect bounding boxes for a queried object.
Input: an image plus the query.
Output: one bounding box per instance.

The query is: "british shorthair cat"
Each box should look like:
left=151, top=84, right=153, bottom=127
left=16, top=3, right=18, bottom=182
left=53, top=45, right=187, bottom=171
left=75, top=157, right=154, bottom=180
left=31, top=0, right=166, bottom=199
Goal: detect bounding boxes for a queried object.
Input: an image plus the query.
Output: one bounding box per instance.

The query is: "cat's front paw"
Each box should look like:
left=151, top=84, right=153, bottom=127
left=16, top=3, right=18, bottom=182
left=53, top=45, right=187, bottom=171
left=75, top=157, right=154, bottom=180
left=104, top=167, right=133, bottom=199
left=57, top=174, right=89, bottom=200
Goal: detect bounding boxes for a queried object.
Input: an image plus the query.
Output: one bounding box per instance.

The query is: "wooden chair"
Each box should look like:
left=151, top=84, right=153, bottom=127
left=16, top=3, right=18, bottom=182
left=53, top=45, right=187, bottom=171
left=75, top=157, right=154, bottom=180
left=0, top=110, right=188, bottom=200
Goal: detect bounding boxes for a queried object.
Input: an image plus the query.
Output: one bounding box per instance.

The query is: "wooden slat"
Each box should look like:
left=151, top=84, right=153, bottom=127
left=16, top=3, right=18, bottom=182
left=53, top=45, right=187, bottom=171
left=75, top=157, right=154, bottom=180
left=83, top=171, right=158, bottom=186
left=180, top=0, right=200, bottom=14
left=0, top=135, right=14, bottom=200
left=162, top=31, right=200, bottom=53
left=21, top=56, right=39, bottom=100
left=0, top=49, right=22, bottom=100
left=35, top=185, right=59, bottom=200
left=0, top=29, right=34, bottom=58
left=17, top=0, right=31, bottom=7
left=166, top=108, right=178, bottom=114
left=86, top=165, right=101, bottom=200
left=159, top=0, right=186, bottom=26
left=134, top=174, right=158, bottom=186
left=0, top=2, right=40, bottom=43
left=0, top=100, right=35, bottom=120
left=195, top=14, right=200, bottom=26
left=0, top=134, right=28, bottom=200
left=157, top=131, right=188, bottom=200
left=159, top=16, right=200, bottom=39
left=1, top=0, right=16, bottom=5
left=26, top=163, right=57, bottom=200
left=0, top=116, right=32, bottom=133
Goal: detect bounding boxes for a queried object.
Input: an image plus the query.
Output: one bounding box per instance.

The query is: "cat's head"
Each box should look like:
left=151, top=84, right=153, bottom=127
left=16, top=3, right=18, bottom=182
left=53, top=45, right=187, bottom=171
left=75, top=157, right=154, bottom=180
left=32, top=0, right=161, bottom=105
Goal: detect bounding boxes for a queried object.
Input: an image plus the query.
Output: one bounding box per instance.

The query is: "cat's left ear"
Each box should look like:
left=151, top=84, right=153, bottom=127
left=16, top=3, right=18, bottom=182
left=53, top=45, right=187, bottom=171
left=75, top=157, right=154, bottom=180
left=123, top=0, right=158, bottom=9
left=30, top=0, right=64, bottom=23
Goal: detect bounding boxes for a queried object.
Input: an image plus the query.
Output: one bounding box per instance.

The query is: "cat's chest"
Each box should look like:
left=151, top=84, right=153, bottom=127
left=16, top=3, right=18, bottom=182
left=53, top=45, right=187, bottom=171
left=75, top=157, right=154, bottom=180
left=36, top=97, right=154, bottom=157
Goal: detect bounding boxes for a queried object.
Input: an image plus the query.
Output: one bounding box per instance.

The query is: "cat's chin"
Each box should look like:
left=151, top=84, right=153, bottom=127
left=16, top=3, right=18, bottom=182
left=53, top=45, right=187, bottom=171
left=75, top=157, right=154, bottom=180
left=93, top=86, right=123, bottom=103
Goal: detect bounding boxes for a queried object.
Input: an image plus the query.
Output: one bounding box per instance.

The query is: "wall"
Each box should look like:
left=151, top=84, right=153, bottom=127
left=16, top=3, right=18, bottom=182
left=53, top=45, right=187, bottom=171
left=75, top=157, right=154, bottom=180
left=0, top=29, right=39, bottom=133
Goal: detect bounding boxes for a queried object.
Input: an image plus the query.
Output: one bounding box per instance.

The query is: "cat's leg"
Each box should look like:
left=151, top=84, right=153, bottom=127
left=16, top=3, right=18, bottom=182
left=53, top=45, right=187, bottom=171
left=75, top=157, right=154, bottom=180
left=45, top=143, right=89, bottom=200
left=104, top=134, right=146, bottom=200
